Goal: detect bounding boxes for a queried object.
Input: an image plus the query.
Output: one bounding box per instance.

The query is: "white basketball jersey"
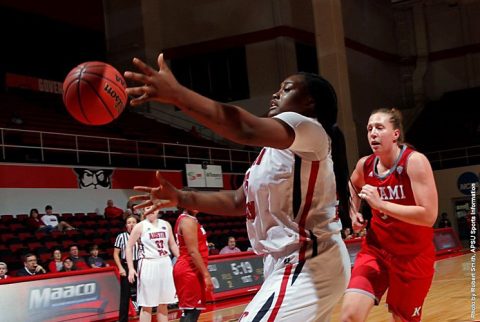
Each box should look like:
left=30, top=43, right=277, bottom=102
left=138, top=219, right=171, bottom=259
left=244, top=112, right=342, bottom=257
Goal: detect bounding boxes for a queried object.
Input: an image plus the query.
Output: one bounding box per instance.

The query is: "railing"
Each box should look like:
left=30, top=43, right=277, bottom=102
left=425, top=145, right=480, bottom=170
left=1, top=127, right=477, bottom=172
left=0, top=127, right=255, bottom=172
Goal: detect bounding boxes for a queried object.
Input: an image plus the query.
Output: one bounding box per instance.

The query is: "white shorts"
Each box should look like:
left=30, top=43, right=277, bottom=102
left=137, top=256, right=177, bottom=307
left=239, top=235, right=350, bottom=322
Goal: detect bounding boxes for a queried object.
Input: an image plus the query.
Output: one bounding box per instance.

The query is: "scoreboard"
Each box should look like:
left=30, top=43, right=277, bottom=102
left=208, top=252, right=264, bottom=300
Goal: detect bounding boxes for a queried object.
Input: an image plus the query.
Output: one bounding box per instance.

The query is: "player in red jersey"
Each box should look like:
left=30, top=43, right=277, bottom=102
left=341, top=108, right=438, bottom=322
left=173, top=208, right=213, bottom=322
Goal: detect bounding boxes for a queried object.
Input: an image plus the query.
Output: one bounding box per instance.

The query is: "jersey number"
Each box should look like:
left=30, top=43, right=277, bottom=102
left=155, top=240, right=168, bottom=256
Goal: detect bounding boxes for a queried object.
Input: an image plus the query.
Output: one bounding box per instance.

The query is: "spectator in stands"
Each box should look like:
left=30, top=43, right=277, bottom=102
left=41, top=205, right=76, bottom=232
left=48, top=248, right=64, bottom=273
left=104, top=199, right=124, bottom=219
left=113, top=215, right=140, bottom=322
left=438, top=212, right=452, bottom=228
left=0, top=262, right=9, bottom=279
left=219, top=236, right=241, bottom=255
left=126, top=200, right=142, bottom=217
left=60, top=257, right=77, bottom=272
left=68, top=244, right=89, bottom=270
left=16, top=253, right=46, bottom=276
left=27, top=208, right=50, bottom=232
left=342, top=227, right=353, bottom=240
left=207, top=242, right=218, bottom=255
left=87, top=244, right=109, bottom=268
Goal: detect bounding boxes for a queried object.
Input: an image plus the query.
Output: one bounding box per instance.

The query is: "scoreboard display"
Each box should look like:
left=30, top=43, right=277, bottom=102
left=208, top=252, right=264, bottom=300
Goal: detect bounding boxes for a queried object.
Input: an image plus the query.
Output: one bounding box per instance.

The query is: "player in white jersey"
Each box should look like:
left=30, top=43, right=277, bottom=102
left=126, top=209, right=179, bottom=322
left=125, top=54, right=351, bottom=321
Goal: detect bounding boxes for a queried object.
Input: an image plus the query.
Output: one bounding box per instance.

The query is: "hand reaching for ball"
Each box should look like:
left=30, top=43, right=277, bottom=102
left=124, top=53, right=182, bottom=107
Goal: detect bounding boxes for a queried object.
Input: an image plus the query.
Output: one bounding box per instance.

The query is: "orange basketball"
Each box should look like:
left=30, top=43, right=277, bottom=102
left=63, top=61, right=127, bottom=126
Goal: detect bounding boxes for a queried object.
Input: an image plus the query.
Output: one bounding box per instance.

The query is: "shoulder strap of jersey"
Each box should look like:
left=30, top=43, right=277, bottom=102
left=363, top=153, right=376, bottom=178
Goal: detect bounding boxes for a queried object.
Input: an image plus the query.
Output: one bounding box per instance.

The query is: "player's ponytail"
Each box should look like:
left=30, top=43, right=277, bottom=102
left=299, top=72, right=351, bottom=227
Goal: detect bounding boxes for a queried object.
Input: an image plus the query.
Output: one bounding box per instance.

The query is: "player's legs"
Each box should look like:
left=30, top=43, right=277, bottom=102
left=340, top=292, right=375, bottom=322
left=139, top=306, right=153, bottom=322
left=174, top=264, right=206, bottom=310
left=307, top=235, right=351, bottom=321
left=241, top=236, right=350, bottom=322
left=341, top=247, right=389, bottom=322
left=179, top=309, right=201, bottom=322
left=390, top=313, right=404, bottom=322
left=386, top=256, right=434, bottom=322
left=138, top=258, right=177, bottom=307
left=118, top=274, right=131, bottom=322
left=156, top=304, right=168, bottom=322
left=239, top=262, right=315, bottom=322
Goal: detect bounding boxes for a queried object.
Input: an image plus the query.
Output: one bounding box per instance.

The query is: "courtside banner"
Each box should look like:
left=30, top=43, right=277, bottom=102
left=0, top=268, right=120, bottom=322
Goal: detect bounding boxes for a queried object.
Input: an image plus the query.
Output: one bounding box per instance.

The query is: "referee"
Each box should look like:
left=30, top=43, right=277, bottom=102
left=113, top=215, right=140, bottom=322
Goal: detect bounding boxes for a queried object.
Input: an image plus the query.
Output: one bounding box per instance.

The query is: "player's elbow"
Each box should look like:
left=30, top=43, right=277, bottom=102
left=426, top=213, right=437, bottom=227
left=420, top=208, right=437, bottom=227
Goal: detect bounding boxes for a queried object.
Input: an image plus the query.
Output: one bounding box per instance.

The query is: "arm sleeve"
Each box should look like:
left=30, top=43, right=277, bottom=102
left=273, top=112, right=329, bottom=159
left=114, top=234, right=122, bottom=249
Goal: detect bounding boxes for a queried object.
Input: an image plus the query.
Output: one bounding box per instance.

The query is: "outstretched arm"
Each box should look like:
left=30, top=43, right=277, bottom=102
left=131, top=171, right=246, bottom=216
left=124, top=54, right=294, bottom=149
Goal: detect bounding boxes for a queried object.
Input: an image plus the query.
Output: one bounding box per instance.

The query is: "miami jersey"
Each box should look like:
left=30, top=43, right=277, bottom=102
left=138, top=219, right=171, bottom=259
left=363, top=145, right=434, bottom=256
left=244, top=112, right=342, bottom=258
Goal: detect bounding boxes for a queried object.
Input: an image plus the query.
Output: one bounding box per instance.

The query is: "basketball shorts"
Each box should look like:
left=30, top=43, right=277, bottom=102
left=137, top=257, right=177, bottom=307
left=346, top=244, right=435, bottom=321
left=173, top=261, right=211, bottom=310
left=239, top=234, right=350, bottom=322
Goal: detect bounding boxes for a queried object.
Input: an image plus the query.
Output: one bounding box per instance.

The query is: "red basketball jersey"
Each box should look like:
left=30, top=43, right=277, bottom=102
left=363, top=146, right=434, bottom=256
left=174, top=213, right=209, bottom=267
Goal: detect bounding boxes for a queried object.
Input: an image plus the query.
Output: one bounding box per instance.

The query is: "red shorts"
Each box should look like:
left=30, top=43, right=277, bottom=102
left=347, top=244, right=435, bottom=321
left=173, top=261, right=210, bottom=310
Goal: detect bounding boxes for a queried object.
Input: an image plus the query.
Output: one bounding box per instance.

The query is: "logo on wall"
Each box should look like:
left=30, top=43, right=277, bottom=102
left=457, top=171, right=479, bottom=195
left=74, top=168, right=113, bottom=189
left=187, top=171, right=203, bottom=182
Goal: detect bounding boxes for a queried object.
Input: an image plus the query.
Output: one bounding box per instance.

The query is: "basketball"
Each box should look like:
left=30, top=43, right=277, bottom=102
left=62, top=61, right=127, bottom=126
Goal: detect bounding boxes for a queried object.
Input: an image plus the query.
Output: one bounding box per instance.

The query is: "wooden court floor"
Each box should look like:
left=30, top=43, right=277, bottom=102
left=174, top=252, right=479, bottom=322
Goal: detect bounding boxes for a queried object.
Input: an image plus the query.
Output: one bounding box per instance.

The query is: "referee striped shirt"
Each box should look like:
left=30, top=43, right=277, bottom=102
left=114, top=232, right=140, bottom=261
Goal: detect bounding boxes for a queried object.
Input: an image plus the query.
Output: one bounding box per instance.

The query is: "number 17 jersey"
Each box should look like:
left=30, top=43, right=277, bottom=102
left=138, top=219, right=171, bottom=259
